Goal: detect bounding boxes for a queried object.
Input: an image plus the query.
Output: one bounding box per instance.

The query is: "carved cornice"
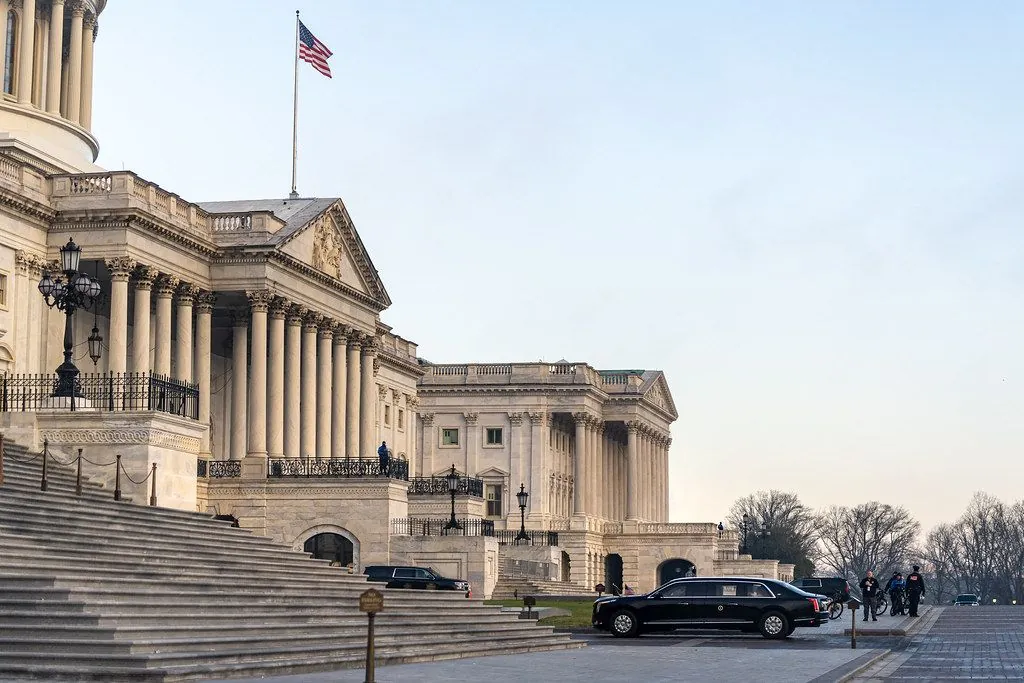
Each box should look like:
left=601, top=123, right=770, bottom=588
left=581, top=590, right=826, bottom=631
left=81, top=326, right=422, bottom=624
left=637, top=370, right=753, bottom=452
left=132, top=266, right=159, bottom=290
left=104, top=256, right=135, bottom=280
left=377, top=347, right=425, bottom=378
left=176, top=282, right=200, bottom=305
left=194, top=291, right=216, bottom=314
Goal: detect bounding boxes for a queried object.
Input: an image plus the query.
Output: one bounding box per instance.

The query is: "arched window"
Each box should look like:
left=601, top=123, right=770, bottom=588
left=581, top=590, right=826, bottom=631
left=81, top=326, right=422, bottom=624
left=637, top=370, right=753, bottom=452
left=3, top=10, right=16, bottom=95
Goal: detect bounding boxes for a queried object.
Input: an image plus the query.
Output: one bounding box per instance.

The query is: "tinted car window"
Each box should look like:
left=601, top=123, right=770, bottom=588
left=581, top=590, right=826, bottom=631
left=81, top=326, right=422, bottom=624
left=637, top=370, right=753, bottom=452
left=799, top=579, right=821, bottom=588
left=659, top=581, right=710, bottom=597
left=394, top=568, right=415, bottom=579
left=415, top=569, right=431, bottom=579
left=747, top=583, right=774, bottom=598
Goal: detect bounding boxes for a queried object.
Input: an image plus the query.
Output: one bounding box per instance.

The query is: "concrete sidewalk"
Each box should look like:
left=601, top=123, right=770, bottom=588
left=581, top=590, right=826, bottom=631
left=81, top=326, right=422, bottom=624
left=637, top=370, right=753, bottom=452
left=842, top=605, right=938, bottom=637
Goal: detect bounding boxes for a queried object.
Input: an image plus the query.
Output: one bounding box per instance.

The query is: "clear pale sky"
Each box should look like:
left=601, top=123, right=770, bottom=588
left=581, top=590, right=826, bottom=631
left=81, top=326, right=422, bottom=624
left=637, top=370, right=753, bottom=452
left=91, top=2, right=1024, bottom=533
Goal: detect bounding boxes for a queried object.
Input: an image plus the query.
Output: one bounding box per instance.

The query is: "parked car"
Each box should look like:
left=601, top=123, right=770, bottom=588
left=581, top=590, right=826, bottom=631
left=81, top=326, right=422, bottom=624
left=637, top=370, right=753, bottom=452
left=953, top=594, right=980, bottom=606
left=364, top=565, right=470, bottom=596
left=791, top=577, right=853, bottom=602
left=592, top=576, right=829, bottom=639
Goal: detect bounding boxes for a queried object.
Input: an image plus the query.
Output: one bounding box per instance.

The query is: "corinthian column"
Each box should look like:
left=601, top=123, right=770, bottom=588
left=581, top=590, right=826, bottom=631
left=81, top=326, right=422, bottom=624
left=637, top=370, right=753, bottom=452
left=45, top=0, right=63, bottom=114
left=267, top=298, right=287, bottom=459
left=316, top=319, right=334, bottom=461
left=131, top=267, right=157, bottom=374
left=17, top=0, right=35, bottom=104
left=359, top=335, right=377, bottom=460
left=300, top=311, right=321, bottom=460
left=79, top=14, right=95, bottom=128
left=104, top=257, right=134, bottom=375
left=572, top=413, right=587, bottom=516
left=152, top=275, right=178, bottom=377
left=346, top=335, right=361, bottom=459
left=230, top=311, right=248, bottom=461
left=66, top=1, right=83, bottom=120
left=246, top=290, right=272, bottom=458
left=283, top=305, right=303, bottom=459
left=331, top=326, right=348, bottom=460
left=174, top=283, right=198, bottom=382
left=626, top=421, right=639, bottom=520
left=663, top=436, right=672, bottom=521
left=194, top=292, right=215, bottom=457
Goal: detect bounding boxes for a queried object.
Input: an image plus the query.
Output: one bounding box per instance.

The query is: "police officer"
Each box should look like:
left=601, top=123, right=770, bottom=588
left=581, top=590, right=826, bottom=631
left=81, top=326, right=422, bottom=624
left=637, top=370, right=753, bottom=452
left=906, top=565, right=927, bottom=617
left=377, top=441, right=390, bottom=475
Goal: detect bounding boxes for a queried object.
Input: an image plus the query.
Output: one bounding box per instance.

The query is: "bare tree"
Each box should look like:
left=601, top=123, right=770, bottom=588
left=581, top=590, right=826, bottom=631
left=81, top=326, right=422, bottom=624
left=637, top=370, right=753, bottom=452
left=815, top=501, right=920, bottom=582
left=727, top=490, right=817, bottom=578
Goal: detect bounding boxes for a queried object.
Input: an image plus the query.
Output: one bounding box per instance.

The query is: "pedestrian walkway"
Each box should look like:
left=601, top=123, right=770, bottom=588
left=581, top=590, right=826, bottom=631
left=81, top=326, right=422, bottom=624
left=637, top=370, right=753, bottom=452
left=855, top=606, right=1024, bottom=680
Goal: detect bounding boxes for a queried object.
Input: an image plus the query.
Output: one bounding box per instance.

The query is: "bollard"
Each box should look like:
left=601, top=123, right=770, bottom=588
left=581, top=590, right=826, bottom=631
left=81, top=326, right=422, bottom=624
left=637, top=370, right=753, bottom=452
left=359, top=589, right=384, bottom=683
left=149, top=463, right=157, bottom=506
left=75, top=448, right=83, bottom=497
left=40, top=439, right=48, bottom=492
left=114, top=454, right=122, bottom=501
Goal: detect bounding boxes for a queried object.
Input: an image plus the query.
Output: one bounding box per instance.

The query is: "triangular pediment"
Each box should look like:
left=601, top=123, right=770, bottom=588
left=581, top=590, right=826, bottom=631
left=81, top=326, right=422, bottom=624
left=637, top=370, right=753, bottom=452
left=477, top=466, right=510, bottom=479
left=643, top=373, right=679, bottom=420
left=278, top=200, right=391, bottom=309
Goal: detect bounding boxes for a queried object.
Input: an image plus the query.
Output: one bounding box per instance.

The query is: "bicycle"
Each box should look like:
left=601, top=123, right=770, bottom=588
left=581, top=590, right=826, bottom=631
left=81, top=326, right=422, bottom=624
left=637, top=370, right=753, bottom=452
left=826, top=595, right=844, bottom=620
left=873, top=592, right=888, bottom=615
left=889, top=589, right=907, bottom=616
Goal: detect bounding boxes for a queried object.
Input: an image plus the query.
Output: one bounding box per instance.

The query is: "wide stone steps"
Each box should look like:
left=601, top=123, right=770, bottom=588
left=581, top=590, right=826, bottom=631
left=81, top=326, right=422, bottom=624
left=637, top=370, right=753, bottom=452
left=0, top=445, right=581, bottom=680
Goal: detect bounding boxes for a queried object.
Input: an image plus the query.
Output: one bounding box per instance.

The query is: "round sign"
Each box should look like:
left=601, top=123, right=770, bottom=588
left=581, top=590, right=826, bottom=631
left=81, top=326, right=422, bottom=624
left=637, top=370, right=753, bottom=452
left=595, top=583, right=606, bottom=593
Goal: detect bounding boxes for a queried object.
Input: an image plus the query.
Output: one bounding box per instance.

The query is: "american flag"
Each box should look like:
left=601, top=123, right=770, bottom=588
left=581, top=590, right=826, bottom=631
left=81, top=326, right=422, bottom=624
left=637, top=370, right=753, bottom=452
left=298, top=20, right=333, bottom=78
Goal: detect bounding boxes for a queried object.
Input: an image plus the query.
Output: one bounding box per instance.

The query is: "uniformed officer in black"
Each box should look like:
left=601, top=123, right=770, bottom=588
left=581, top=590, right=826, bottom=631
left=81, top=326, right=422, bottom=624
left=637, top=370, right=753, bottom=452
left=906, top=565, right=927, bottom=616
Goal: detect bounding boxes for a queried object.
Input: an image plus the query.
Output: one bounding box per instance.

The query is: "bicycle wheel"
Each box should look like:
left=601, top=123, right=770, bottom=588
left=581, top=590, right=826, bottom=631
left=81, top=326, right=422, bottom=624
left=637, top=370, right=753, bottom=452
left=876, top=596, right=888, bottom=614
left=829, top=599, right=844, bottom=620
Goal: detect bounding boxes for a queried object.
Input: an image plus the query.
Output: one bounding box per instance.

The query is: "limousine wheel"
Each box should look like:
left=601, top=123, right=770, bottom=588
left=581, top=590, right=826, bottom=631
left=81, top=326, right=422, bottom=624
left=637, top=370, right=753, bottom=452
left=758, top=611, right=789, bottom=640
left=610, top=610, right=639, bottom=638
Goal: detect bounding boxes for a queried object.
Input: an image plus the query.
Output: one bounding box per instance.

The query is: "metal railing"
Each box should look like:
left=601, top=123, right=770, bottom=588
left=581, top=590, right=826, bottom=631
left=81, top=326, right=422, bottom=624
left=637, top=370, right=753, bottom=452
left=0, top=372, right=199, bottom=420
left=268, top=458, right=409, bottom=480
left=197, top=460, right=242, bottom=478
left=493, top=529, right=560, bottom=546
left=392, top=517, right=495, bottom=537
left=407, top=475, right=484, bottom=497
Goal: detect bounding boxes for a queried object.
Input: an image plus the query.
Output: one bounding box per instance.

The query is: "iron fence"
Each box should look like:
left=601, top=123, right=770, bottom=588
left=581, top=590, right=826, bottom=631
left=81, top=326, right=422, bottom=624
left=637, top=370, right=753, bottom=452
left=494, top=529, right=560, bottom=546
left=0, top=372, right=199, bottom=420
left=199, top=460, right=241, bottom=478
left=267, top=458, right=409, bottom=480
left=391, top=517, right=495, bottom=537
left=407, top=475, right=484, bottom=497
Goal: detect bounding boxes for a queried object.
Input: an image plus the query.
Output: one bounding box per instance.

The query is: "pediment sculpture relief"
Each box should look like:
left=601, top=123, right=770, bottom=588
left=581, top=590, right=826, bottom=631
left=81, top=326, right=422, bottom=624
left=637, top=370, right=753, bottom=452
left=312, top=216, right=344, bottom=280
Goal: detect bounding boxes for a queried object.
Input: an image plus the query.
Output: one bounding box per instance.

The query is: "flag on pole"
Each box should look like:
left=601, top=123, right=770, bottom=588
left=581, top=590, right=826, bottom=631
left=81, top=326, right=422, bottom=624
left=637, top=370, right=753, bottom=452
left=298, top=20, right=333, bottom=78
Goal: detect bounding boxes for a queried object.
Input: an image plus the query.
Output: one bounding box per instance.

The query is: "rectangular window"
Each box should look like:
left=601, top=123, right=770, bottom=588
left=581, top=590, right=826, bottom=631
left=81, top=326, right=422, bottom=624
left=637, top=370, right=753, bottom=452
left=0, top=273, right=7, bottom=309
left=485, top=427, right=503, bottom=445
left=486, top=484, right=502, bottom=517
left=398, top=409, right=405, bottom=430
left=384, top=405, right=391, bottom=426
left=441, top=428, right=459, bottom=446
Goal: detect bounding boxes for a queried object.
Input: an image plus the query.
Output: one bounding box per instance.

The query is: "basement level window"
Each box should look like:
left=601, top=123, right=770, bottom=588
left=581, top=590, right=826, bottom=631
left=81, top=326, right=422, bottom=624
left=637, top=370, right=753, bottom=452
left=441, top=428, right=459, bottom=446
left=485, top=427, right=503, bottom=446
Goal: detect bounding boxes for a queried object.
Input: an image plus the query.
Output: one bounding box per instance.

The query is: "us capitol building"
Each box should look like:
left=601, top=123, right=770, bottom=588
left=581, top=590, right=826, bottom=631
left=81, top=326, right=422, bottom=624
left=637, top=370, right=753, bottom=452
left=0, top=0, right=792, bottom=597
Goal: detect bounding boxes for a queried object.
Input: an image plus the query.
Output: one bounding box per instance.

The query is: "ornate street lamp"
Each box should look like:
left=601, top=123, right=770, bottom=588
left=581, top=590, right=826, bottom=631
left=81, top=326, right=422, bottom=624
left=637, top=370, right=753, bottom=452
left=760, top=521, right=772, bottom=556
left=442, top=464, right=462, bottom=532
left=514, top=483, right=530, bottom=544
left=741, top=512, right=749, bottom=554
left=38, top=239, right=102, bottom=397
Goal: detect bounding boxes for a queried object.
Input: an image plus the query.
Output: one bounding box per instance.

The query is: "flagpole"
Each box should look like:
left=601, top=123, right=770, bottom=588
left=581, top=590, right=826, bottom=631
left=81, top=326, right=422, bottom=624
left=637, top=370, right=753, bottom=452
left=290, top=9, right=300, bottom=199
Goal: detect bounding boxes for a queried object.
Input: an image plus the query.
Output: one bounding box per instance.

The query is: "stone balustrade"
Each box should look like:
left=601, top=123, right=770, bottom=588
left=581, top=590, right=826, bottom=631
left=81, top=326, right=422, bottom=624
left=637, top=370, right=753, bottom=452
left=423, top=362, right=603, bottom=386
left=636, top=522, right=728, bottom=535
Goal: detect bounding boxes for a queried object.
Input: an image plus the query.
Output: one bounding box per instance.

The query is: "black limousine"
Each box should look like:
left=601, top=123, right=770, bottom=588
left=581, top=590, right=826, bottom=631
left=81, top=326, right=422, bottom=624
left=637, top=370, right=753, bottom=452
left=593, top=577, right=829, bottom=639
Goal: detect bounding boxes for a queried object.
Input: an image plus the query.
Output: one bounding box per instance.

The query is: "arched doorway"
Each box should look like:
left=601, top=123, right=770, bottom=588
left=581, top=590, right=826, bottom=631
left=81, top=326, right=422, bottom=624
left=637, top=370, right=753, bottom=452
left=304, top=533, right=354, bottom=566
left=560, top=551, right=571, bottom=582
left=604, top=554, right=623, bottom=594
left=658, top=558, right=696, bottom=586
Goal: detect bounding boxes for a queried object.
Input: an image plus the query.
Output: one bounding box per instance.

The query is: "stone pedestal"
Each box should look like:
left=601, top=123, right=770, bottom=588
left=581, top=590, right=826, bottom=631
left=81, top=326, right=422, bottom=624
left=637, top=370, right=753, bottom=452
left=36, top=411, right=205, bottom=512
left=241, top=455, right=268, bottom=480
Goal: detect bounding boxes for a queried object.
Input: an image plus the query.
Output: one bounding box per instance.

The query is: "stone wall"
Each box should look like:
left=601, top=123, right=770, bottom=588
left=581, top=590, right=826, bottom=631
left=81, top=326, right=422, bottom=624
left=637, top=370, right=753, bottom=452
left=389, top=535, right=499, bottom=599
left=499, top=544, right=562, bottom=581
left=407, top=495, right=485, bottom=519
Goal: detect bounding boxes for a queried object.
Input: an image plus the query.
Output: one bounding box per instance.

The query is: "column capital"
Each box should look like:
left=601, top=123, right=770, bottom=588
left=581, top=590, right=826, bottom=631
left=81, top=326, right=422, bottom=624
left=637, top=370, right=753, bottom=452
left=269, top=296, right=289, bottom=319
left=318, top=318, right=337, bottom=339
left=68, top=0, right=85, bottom=17
left=133, top=266, right=159, bottom=289
left=194, top=291, right=217, bottom=314
left=527, top=411, right=549, bottom=426
left=572, top=411, right=590, bottom=426
left=391, top=388, right=402, bottom=402
left=419, top=412, right=435, bottom=426
left=229, top=309, right=249, bottom=327
left=50, top=0, right=66, bottom=6
left=378, top=384, right=388, bottom=400
left=406, top=394, right=418, bottom=408
left=464, top=412, right=478, bottom=426
left=361, top=335, right=378, bottom=356
left=347, top=333, right=363, bottom=350
left=286, top=304, right=306, bottom=326
left=626, top=420, right=641, bottom=434
left=104, top=257, right=136, bottom=281
left=302, top=311, right=323, bottom=331
left=154, top=275, right=179, bottom=298
left=508, top=412, right=524, bottom=426
left=246, top=289, right=275, bottom=312
left=176, top=282, right=200, bottom=305
left=82, top=9, right=95, bottom=28
left=332, top=324, right=350, bottom=345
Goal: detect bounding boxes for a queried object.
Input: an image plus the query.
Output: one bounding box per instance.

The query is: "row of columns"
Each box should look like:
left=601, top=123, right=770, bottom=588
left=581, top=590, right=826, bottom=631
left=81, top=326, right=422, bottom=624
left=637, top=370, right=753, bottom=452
left=627, top=422, right=670, bottom=522
left=101, top=261, right=382, bottom=462
left=0, top=0, right=98, bottom=128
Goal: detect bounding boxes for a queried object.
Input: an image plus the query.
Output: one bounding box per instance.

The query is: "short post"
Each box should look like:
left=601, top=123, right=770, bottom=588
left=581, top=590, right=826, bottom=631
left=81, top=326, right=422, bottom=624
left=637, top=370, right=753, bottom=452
left=521, top=594, right=537, bottom=620
left=40, top=439, right=48, bottom=491
left=595, top=582, right=606, bottom=598
left=75, top=448, right=83, bottom=496
left=149, top=463, right=158, bottom=506
left=114, top=454, right=122, bottom=501
left=848, top=596, right=861, bottom=649
left=359, top=588, right=384, bottom=683
left=0, top=432, right=5, bottom=486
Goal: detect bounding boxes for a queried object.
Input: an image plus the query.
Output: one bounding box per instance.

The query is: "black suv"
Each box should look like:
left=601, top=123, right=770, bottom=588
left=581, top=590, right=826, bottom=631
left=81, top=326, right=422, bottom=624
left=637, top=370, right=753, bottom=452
left=592, top=577, right=829, bottom=639
left=364, top=565, right=470, bottom=596
left=791, top=577, right=853, bottom=602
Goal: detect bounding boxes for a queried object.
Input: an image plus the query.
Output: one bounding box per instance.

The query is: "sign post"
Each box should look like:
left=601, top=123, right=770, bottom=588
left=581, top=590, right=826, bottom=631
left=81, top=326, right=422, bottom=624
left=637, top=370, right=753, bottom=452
left=847, top=597, right=861, bottom=649
left=359, top=588, right=384, bottom=683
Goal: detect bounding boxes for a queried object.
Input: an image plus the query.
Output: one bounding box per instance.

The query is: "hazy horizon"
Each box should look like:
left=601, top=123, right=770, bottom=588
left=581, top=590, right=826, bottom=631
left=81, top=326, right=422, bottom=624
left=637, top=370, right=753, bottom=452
left=91, top=1, right=1024, bottom=534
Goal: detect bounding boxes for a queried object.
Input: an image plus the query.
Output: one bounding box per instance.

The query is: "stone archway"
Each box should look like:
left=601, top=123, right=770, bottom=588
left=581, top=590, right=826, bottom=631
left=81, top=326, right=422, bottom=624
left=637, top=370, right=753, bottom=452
left=604, top=554, right=624, bottom=594
left=658, top=558, right=696, bottom=586
left=560, top=550, right=571, bottom=583
left=294, top=524, right=361, bottom=570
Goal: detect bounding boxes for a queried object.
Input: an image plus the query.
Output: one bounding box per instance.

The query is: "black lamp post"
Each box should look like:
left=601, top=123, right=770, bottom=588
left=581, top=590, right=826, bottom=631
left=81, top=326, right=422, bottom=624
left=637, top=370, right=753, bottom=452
left=442, top=464, right=462, bottom=532
left=515, top=483, right=530, bottom=544
left=741, top=512, right=750, bottom=554
left=37, top=238, right=102, bottom=397
left=760, top=521, right=771, bottom=556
